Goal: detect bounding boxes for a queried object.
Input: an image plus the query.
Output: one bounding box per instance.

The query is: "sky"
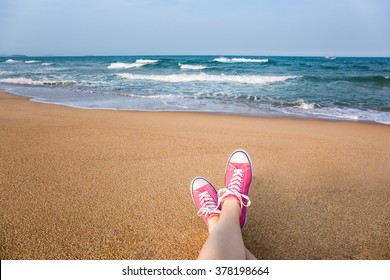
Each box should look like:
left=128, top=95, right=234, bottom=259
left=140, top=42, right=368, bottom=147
left=0, top=0, right=389, bottom=57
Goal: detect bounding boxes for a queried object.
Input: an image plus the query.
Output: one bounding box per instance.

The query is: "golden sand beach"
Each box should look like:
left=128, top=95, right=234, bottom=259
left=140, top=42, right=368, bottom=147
left=0, top=91, right=389, bottom=259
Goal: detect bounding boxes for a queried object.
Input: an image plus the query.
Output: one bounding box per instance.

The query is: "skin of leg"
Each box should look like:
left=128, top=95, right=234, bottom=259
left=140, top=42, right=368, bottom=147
left=207, top=215, right=219, bottom=234
left=208, top=215, right=257, bottom=260
left=245, top=248, right=257, bottom=260
left=198, top=198, right=246, bottom=260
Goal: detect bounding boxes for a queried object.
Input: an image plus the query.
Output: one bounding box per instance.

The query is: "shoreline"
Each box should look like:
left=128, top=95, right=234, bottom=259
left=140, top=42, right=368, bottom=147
left=1, top=55, right=389, bottom=125
left=28, top=98, right=390, bottom=127
left=3, top=88, right=389, bottom=126
left=1, top=90, right=389, bottom=260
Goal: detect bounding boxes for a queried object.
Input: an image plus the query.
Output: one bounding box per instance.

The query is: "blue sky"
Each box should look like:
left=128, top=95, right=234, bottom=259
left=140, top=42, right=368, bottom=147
left=0, top=0, right=389, bottom=56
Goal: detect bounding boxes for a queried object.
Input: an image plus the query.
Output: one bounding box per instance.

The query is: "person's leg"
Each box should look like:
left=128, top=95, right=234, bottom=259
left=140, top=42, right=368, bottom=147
left=192, top=150, right=256, bottom=260
left=207, top=215, right=219, bottom=234
left=198, top=198, right=246, bottom=259
left=198, top=149, right=255, bottom=260
left=245, top=248, right=257, bottom=260
left=198, top=198, right=256, bottom=260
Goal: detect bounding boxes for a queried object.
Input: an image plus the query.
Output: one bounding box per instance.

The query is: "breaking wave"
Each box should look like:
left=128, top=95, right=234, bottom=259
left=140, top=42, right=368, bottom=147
left=25, top=60, right=41, bottom=64
left=213, top=57, right=269, bottom=63
left=4, top=59, right=20, bottom=63
left=179, top=63, right=208, bottom=70
left=118, top=73, right=296, bottom=85
left=107, top=59, right=159, bottom=69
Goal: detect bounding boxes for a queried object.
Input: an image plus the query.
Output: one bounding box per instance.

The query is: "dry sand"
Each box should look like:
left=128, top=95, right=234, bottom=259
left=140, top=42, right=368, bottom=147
left=0, top=91, right=389, bottom=260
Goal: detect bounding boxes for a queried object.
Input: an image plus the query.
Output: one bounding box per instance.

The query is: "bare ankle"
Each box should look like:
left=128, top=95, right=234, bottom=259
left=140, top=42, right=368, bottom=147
left=222, top=197, right=241, bottom=208
left=221, top=198, right=241, bottom=218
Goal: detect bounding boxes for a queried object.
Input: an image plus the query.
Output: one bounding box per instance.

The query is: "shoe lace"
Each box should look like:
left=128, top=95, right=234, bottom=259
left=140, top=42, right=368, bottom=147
left=197, top=191, right=220, bottom=217
left=218, top=168, right=251, bottom=208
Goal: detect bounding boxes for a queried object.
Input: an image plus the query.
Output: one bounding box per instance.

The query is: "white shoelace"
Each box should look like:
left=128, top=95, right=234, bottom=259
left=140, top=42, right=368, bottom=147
left=218, top=168, right=251, bottom=208
left=197, top=191, right=220, bottom=217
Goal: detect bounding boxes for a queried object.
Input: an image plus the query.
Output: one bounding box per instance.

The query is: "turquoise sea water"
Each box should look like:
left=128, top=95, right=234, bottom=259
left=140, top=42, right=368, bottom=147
left=0, top=55, right=389, bottom=124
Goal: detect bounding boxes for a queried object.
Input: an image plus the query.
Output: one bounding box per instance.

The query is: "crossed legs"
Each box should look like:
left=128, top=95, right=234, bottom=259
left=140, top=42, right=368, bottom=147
left=198, top=199, right=256, bottom=260
left=190, top=149, right=256, bottom=260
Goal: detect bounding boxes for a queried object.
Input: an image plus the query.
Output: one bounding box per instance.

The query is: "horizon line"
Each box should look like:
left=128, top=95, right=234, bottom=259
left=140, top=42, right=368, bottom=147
left=1, top=54, right=390, bottom=58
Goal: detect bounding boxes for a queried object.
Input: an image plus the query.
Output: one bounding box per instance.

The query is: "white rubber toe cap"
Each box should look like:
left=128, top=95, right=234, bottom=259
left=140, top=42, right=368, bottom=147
left=229, top=150, right=250, bottom=164
left=191, top=177, right=209, bottom=190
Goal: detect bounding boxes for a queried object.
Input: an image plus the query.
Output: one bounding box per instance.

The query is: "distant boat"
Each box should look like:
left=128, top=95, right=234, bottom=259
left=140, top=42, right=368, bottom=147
left=324, top=56, right=336, bottom=60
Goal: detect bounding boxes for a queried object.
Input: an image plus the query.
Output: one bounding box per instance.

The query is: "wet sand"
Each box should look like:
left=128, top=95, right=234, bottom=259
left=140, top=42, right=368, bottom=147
left=0, top=91, right=389, bottom=259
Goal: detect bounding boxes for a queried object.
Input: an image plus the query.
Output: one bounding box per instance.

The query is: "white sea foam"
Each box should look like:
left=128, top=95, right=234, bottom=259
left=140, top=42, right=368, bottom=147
left=310, top=110, right=359, bottom=121
left=41, top=63, right=52, bottom=66
left=179, top=63, right=208, bottom=70
left=0, top=77, right=77, bottom=86
left=275, top=99, right=320, bottom=110
left=25, top=60, right=41, bottom=64
left=278, top=101, right=390, bottom=124
left=213, top=57, right=269, bottom=63
left=295, top=103, right=315, bottom=110
left=117, top=73, right=296, bottom=85
left=126, top=93, right=176, bottom=99
left=107, top=59, right=159, bottom=69
left=5, top=59, right=19, bottom=63
left=293, top=99, right=319, bottom=110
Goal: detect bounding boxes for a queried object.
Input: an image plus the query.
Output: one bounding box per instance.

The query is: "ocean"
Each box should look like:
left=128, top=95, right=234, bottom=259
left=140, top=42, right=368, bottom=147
left=0, top=55, right=389, bottom=124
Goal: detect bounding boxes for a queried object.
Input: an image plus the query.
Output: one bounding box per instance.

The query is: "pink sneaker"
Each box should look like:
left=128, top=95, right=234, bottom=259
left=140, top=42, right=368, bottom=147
left=190, top=177, right=220, bottom=228
left=218, top=149, right=253, bottom=228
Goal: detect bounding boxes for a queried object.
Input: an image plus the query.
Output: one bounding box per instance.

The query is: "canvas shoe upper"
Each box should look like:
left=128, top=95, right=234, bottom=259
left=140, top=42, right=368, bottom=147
left=190, top=177, right=220, bottom=227
left=218, top=149, right=253, bottom=228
